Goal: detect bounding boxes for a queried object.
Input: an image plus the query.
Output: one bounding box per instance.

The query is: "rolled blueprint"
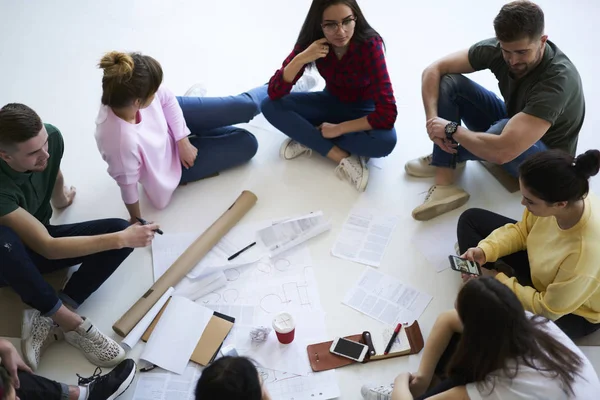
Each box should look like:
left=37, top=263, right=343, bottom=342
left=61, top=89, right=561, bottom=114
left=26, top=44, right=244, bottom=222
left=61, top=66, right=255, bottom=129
left=121, top=287, right=175, bottom=351
left=113, top=190, right=258, bottom=337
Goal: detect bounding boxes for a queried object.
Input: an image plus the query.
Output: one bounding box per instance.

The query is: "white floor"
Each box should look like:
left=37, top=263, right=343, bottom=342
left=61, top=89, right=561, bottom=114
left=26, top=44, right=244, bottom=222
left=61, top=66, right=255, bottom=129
left=1, top=0, right=600, bottom=398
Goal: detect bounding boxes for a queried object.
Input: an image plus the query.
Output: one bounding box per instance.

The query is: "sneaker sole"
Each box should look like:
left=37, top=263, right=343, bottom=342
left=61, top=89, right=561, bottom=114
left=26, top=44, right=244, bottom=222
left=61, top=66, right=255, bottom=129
left=412, top=194, right=470, bottom=221
left=357, top=165, right=370, bottom=192
left=107, top=362, right=137, bottom=400
left=65, top=335, right=127, bottom=368
left=404, top=162, right=466, bottom=178
left=21, top=310, right=39, bottom=371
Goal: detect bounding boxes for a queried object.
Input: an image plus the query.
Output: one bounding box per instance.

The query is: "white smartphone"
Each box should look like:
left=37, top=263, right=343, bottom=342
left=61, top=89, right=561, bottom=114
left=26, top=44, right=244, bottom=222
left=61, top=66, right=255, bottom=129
left=329, top=337, right=369, bottom=362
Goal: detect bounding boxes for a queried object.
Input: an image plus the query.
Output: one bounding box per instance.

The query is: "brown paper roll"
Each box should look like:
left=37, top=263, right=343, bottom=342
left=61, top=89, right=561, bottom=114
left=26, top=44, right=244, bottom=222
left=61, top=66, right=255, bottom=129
left=112, top=190, right=258, bottom=337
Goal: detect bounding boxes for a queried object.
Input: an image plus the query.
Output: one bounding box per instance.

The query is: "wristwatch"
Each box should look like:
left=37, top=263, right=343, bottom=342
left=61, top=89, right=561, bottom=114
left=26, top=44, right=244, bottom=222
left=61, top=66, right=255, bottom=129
left=445, top=122, right=459, bottom=141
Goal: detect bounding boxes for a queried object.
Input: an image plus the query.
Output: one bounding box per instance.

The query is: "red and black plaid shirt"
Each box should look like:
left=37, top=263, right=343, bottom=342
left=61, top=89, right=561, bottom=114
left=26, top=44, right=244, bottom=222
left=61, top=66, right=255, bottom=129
left=268, top=36, right=397, bottom=130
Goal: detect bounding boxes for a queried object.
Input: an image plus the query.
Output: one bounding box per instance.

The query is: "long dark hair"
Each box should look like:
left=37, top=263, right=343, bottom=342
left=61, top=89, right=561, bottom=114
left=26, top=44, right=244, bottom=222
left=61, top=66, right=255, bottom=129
left=519, top=149, right=600, bottom=204
left=449, top=277, right=584, bottom=395
left=195, top=356, right=262, bottom=400
left=296, top=0, right=382, bottom=49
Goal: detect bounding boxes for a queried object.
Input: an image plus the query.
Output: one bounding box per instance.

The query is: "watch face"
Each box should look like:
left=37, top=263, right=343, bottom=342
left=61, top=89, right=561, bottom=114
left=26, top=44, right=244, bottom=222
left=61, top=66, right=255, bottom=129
left=445, top=122, right=457, bottom=135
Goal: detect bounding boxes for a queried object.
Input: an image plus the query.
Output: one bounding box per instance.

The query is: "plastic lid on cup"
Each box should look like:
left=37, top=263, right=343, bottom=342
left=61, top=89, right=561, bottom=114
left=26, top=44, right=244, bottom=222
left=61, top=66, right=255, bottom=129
left=272, top=312, right=295, bottom=334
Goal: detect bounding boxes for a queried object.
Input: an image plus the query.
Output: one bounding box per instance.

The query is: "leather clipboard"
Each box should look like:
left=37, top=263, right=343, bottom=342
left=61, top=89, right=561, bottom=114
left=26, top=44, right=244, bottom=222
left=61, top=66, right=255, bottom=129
left=307, top=321, right=424, bottom=372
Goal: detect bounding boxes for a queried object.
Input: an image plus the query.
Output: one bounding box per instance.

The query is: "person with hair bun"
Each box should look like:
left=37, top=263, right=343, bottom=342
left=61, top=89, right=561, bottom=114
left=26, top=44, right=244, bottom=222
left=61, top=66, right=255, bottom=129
left=95, top=51, right=312, bottom=221
left=457, top=149, right=600, bottom=339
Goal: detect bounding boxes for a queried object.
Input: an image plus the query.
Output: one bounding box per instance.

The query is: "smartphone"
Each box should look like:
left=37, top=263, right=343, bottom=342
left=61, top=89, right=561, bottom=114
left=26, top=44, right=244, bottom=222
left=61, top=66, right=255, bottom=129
left=448, top=255, right=481, bottom=276
left=329, top=337, right=369, bottom=362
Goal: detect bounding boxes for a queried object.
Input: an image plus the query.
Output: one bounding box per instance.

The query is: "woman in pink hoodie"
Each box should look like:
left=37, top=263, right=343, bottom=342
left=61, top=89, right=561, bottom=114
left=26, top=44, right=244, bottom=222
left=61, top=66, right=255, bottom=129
left=95, top=51, right=267, bottom=222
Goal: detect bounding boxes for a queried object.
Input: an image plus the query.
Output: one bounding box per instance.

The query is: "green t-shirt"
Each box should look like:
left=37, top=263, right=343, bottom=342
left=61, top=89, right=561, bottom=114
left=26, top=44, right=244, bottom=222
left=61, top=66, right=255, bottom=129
left=0, top=123, right=63, bottom=225
left=468, top=38, right=585, bottom=155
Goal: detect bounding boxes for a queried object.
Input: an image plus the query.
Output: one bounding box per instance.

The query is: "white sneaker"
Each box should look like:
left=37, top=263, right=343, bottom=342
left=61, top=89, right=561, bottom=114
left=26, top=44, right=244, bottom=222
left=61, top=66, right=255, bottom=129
left=405, top=154, right=466, bottom=178
left=335, top=155, right=369, bottom=192
left=279, top=138, right=312, bottom=160
left=361, top=383, right=394, bottom=400
left=65, top=318, right=126, bottom=368
left=291, top=70, right=319, bottom=93
left=21, top=309, right=64, bottom=371
left=183, top=83, right=207, bottom=97
left=412, top=185, right=470, bottom=221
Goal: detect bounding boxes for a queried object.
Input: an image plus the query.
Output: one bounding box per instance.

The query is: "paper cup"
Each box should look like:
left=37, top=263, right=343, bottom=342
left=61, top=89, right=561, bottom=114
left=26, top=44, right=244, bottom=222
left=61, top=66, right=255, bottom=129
left=272, top=312, right=295, bottom=344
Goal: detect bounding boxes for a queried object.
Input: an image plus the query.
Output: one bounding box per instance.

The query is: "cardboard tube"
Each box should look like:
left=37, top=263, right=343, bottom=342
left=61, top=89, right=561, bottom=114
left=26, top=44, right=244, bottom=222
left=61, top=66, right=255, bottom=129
left=113, top=190, right=258, bottom=337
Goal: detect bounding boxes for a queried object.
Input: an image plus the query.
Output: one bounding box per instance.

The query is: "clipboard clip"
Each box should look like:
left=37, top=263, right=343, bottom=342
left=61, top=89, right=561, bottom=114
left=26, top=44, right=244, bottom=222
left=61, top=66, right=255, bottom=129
left=361, top=331, right=377, bottom=362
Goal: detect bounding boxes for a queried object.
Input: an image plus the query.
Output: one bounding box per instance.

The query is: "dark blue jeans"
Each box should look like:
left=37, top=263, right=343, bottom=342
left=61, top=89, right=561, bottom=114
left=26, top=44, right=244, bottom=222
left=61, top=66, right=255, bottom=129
left=0, top=219, right=132, bottom=316
left=176, top=85, right=268, bottom=184
left=431, top=74, right=547, bottom=177
left=261, top=91, right=397, bottom=158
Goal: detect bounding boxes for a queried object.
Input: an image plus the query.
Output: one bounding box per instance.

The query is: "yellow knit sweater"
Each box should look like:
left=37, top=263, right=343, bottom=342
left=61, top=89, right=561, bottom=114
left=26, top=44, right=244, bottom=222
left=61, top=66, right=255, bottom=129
left=478, top=195, right=600, bottom=323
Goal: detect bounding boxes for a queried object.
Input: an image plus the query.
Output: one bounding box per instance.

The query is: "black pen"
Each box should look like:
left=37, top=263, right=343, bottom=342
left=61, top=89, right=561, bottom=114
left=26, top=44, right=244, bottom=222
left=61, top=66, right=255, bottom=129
left=227, top=242, right=257, bottom=261
left=384, top=323, right=402, bottom=355
left=139, top=364, right=157, bottom=372
left=136, top=217, right=163, bottom=235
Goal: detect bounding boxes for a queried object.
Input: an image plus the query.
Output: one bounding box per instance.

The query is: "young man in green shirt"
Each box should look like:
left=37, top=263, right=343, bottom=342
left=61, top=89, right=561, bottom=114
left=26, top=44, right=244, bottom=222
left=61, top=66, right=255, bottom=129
left=405, top=0, right=585, bottom=221
left=0, top=103, right=160, bottom=374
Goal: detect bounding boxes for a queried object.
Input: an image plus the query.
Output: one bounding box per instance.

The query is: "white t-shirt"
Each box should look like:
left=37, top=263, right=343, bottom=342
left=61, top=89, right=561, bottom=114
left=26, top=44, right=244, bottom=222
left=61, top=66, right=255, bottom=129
left=466, top=313, right=600, bottom=400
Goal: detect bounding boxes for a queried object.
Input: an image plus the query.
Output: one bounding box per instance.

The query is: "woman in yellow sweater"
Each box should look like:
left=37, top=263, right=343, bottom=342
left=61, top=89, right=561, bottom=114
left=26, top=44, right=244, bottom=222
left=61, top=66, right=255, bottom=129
left=458, top=149, right=600, bottom=339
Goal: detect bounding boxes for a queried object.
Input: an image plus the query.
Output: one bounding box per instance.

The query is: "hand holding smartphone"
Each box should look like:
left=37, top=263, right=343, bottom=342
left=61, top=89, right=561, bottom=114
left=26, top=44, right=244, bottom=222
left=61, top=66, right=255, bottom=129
left=329, top=337, right=369, bottom=362
left=448, top=255, right=481, bottom=276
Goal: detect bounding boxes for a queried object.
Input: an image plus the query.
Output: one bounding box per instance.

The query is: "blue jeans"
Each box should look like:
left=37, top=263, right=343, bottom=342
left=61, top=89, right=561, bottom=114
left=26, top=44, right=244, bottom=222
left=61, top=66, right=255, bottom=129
left=176, top=85, right=268, bottom=184
left=431, top=74, right=547, bottom=177
left=0, top=219, right=132, bottom=316
left=261, top=91, right=397, bottom=158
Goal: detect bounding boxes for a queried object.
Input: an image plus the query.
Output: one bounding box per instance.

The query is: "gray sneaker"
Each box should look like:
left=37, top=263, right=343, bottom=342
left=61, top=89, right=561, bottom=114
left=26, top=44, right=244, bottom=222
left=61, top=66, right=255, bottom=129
left=65, top=318, right=126, bottom=368
left=361, top=383, right=394, bottom=400
left=183, top=83, right=207, bottom=97
left=335, top=155, right=369, bottom=192
left=21, top=309, right=64, bottom=371
left=279, top=138, right=312, bottom=160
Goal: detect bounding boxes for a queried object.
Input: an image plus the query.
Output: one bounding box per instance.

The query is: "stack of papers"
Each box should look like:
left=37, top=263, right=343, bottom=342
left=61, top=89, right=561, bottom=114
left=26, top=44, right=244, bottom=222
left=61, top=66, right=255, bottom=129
left=258, top=211, right=331, bottom=257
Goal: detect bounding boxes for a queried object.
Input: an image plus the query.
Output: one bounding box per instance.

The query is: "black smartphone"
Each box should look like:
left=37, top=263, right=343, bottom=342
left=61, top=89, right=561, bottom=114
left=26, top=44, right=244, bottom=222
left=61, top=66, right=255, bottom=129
left=448, top=255, right=481, bottom=275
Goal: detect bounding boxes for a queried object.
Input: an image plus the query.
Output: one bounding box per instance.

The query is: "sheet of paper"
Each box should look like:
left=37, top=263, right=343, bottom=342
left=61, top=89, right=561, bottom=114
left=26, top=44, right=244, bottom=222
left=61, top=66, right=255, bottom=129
left=258, top=212, right=331, bottom=257
left=174, top=272, right=227, bottom=301
left=151, top=221, right=269, bottom=281
left=141, top=296, right=213, bottom=375
left=131, top=362, right=202, bottom=400
left=121, top=287, right=175, bottom=351
left=412, top=216, right=458, bottom=272
left=343, top=267, right=432, bottom=326
left=331, top=207, right=399, bottom=267
left=259, top=368, right=340, bottom=400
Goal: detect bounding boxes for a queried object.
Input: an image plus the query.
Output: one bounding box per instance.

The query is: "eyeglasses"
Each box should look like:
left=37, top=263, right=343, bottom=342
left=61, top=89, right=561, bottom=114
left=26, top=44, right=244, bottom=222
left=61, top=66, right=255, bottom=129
left=321, top=17, right=356, bottom=34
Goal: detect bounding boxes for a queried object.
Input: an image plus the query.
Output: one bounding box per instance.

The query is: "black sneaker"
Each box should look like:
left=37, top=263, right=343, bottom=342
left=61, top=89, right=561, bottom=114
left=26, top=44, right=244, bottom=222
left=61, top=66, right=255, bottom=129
left=77, top=359, right=137, bottom=400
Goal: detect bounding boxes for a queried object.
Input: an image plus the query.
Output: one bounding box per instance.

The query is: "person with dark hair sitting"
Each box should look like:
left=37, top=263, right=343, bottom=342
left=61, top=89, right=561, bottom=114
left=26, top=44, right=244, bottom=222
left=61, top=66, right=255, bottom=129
left=457, top=149, right=600, bottom=340
left=195, top=356, right=270, bottom=400
left=405, top=0, right=585, bottom=221
left=0, top=338, right=136, bottom=400
left=261, top=0, right=398, bottom=192
left=361, top=277, right=600, bottom=399
left=0, top=104, right=159, bottom=371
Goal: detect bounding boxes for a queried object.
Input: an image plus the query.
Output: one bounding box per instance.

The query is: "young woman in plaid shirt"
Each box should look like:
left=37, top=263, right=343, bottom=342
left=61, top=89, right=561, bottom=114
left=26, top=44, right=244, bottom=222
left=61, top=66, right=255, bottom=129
left=262, top=0, right=397, bottom=192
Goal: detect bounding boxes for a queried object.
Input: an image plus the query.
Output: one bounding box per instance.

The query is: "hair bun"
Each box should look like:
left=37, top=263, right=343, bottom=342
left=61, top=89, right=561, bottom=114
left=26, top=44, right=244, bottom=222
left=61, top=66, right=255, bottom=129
left=98, top=51, right=134, bottom=82
left=574, top=150, right=600, bottom=179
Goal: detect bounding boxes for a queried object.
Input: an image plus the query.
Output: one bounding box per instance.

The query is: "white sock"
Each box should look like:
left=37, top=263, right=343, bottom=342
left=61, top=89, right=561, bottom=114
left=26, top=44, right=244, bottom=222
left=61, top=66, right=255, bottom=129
left=78, top=386, right=88, bottom=400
